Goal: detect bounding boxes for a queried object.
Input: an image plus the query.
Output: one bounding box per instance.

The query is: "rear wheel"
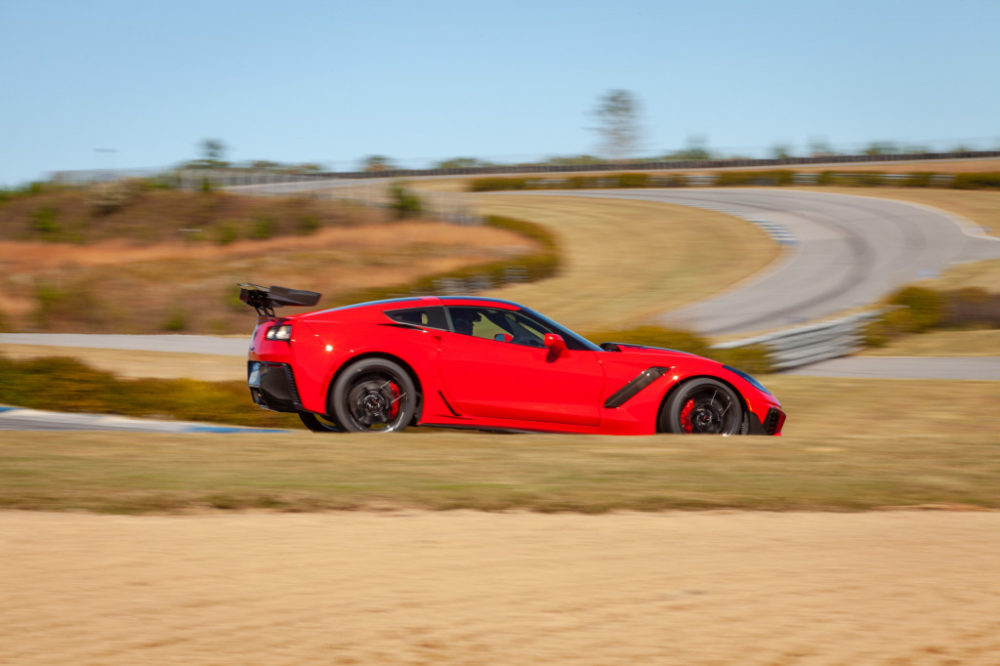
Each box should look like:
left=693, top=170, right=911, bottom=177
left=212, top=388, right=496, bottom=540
left=298, top=413, right=342, bottom=432
left=660, top=378, right=745, bottom=435
left=331, top=358, right=418, bottom=432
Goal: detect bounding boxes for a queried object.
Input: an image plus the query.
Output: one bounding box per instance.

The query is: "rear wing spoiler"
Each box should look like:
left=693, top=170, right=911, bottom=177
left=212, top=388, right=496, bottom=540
left=238, top=283, right=322, bottom=318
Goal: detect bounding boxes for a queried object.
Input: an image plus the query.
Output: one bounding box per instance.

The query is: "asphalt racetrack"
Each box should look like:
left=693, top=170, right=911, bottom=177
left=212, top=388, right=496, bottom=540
left=2, top=187, right=998, bottom=431
left=561, top=189, right=1000, bottom=336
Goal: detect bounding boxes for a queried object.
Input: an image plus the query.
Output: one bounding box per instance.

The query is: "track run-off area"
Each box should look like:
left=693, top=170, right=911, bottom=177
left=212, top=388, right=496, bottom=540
left=3, top=185, right=1000, bottom=431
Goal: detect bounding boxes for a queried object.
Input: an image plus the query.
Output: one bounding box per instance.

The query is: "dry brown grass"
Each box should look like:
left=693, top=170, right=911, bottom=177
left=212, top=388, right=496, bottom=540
left=791, top=158, right=1000, bottom=173
left=916, top=258, right=1000, bottom=293
left=0, top=187, right=375, bottom=243
left=471, top=195, right=780, bottom=331
left=0, top=221, right=534, bottom=332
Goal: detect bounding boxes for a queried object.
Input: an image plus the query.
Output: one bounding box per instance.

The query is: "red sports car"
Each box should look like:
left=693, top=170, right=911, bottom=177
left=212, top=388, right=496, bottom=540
left=240, top=284, right=785, bottom=436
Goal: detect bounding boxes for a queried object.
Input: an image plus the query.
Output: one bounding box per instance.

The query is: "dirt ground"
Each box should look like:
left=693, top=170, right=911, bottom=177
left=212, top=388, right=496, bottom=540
left=3, top=511, right=1000, bottom=665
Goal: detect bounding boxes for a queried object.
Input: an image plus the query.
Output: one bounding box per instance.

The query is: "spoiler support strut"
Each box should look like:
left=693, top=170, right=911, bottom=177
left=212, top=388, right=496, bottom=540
left=238, top=283, right=322, bottom=319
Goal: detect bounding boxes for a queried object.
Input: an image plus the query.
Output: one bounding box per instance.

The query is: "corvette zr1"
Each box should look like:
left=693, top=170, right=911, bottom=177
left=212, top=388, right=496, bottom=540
left=240, top=284, right=785, bottom=435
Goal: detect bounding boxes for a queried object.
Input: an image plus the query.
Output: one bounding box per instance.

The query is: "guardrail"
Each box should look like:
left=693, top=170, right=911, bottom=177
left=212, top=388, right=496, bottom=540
left=711, top=311, right=882, bottom=371
left=171, top=150, right=1000, bottom=185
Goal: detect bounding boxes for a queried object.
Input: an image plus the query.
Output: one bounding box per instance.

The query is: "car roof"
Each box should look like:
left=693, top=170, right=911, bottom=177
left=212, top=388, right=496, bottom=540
left=308, top=295, right=523, bottom=316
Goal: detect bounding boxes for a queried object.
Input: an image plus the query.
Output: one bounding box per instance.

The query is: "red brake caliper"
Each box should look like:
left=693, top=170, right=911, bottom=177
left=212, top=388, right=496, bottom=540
left=679, top=399, right=694, bottom=433
left=388, top=382, right=401, bottom=420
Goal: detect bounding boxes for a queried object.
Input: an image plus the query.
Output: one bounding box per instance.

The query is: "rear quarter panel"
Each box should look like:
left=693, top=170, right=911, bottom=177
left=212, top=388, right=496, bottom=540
left=290, top=317, right=445, bottom=415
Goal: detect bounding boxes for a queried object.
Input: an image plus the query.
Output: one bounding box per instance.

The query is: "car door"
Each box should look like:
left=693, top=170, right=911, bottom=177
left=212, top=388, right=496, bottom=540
left=437, top=306, right=604, bottom=426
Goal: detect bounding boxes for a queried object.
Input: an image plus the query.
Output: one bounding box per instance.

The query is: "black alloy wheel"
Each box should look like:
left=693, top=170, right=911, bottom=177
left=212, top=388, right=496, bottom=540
left=660, top=378, right=745, bottom=435
left=330, top=358, right=418, bottom=432
left=299, top=413, right=343, bottom=432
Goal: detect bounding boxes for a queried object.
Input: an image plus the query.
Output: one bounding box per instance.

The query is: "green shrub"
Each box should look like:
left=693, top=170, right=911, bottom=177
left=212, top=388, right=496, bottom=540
left=567, top=176, right=599, bottom=189
left=389, top=183, right=423, bottom=218
left=650, top=174, right=689, bottom=187
left=865, top=285, right=957, bottom=346
left=891, top=286, right=945, bottom=332
left=813, top=171, right=888, bottom=187
left=951, top=172, right=1000, bottom=190
left=903, top=172, right=935, bottom=188
left=32, top=206, right=61, bottom=237
left=0, top=355, right=299, bottom=428
left=616, top=173, right=649, bottom=188
left=252, top=215, right=276, bottom=239
left=850, top=172, right=887, bottom=187
left=469, top=177, right=528, bottom=192
left=214, top=221, right=240, bottom=245
left=137, top=176, right=177, bottom=191
left=714, top=170, right=795, bottom=186
left=297, top=215, right=320, bottom=235
left=0, top=356, right=120, bottom=414
left=162, top=307, right=190, bottom=332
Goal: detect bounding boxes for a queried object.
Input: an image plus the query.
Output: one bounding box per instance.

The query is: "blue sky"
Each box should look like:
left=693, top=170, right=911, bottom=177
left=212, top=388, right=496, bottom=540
left=2, top=0, right=998, bottom=185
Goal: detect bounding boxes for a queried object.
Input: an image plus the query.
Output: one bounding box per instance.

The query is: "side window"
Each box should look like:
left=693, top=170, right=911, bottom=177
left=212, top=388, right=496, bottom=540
left=448, top=307, right=507, bottom=339
left=447, top=307, right=550, bottom=348
left=385, top=307, right=447, bottom=330
left=506, top=311, right=551, bottom=347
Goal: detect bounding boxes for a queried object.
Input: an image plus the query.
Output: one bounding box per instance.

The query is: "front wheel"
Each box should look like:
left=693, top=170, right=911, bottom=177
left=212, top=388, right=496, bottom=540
left=330, top=358, right=418, bottom=432
left=660, top=379, right=745, bottom=435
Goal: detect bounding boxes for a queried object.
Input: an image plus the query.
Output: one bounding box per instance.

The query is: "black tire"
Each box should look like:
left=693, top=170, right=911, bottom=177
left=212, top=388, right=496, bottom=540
left=660, top=378, right=745, bottom=435
left=330, top=358, right=418, bottom=432
left=298, top=413, right=343, bottom=432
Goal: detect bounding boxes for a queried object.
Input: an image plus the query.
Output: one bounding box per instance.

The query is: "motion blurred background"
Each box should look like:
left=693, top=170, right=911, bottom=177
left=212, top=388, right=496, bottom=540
left=3, top=3, right=1000, bottom=664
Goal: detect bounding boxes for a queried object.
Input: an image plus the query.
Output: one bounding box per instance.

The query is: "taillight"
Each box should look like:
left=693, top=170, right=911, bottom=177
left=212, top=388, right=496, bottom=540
left=265, top=324, right=293, bottom=341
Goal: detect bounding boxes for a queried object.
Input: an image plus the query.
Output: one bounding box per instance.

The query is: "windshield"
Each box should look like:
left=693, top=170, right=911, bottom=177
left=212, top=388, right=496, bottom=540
left=516, top=306, right=603, bottom=352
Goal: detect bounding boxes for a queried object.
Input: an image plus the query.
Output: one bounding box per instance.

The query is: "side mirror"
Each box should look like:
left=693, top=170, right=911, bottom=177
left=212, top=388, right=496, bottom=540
left=544, top=333, right=567, bottom=357
left=494, top=333, right=513, bottom=343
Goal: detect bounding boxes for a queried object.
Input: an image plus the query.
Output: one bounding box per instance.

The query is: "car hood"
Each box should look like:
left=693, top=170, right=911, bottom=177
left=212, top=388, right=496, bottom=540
left=601, top=342, right=707, bottom=363
left=598, top=342, right=735, bottom=376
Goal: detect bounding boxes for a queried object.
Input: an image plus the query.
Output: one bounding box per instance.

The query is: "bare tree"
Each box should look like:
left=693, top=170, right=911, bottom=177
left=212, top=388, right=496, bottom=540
left=590, top=90, right=642, bottom=160
left=361, top=155, right=396, bottom=172
left=200, top=138, right=227, bottom=165
left=770, top=143, right=793, bottom=159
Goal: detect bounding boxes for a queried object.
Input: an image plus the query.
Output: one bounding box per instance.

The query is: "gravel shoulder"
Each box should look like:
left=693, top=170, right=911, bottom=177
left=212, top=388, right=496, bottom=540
left=4, top=510, right=999, bottom=665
